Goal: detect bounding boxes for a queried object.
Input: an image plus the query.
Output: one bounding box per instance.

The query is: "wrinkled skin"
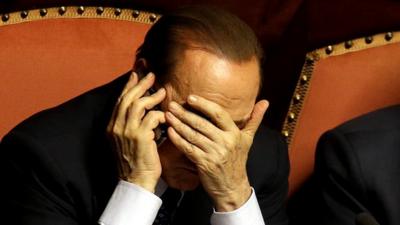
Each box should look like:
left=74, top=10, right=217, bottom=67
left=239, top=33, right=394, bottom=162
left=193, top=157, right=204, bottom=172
left=107, top=50, right=268, bottom=211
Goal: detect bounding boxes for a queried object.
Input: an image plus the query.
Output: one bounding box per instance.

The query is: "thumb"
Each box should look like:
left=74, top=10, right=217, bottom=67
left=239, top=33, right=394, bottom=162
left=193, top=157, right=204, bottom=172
left=243, top=100, right=269, bottom=136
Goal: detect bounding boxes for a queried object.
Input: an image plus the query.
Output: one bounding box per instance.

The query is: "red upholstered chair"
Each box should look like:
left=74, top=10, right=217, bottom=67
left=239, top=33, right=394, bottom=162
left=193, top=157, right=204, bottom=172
left=0, top=6, right=158, bottom=138
left=283, top=31, right=400, bottom=197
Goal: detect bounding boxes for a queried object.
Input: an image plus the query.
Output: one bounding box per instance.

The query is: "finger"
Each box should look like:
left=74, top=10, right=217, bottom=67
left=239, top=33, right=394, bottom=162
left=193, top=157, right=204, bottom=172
left=242, top=100, right=269, bottom=136
left=167, top=101, right=222, bottom=142
left=186, top=95, right=236, bottom=131
left=126, top=88, right=166, bottom=128
left=166, top=112, right=215, bottom=152
left=168, top=127, right=206, bottom=164
left=119, top=72, right=155, bottom=110
left=140, top=110, right=166, bottom=131
left=115, top=73, right=155, bottom=128
left=107, top=72, right=138, bottom=132
left=120, top=71, right=139, bottom=97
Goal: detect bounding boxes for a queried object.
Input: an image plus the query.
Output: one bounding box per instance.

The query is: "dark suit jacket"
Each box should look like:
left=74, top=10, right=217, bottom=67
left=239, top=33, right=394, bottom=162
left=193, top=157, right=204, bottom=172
left=0, top=72, right=289, bottom=225
left=314, top=104, right=400, bottom=225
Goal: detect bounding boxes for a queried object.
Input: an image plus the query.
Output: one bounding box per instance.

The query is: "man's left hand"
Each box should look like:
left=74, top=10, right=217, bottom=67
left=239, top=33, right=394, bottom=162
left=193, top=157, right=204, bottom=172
left=165, top=95, right=268, bottom=212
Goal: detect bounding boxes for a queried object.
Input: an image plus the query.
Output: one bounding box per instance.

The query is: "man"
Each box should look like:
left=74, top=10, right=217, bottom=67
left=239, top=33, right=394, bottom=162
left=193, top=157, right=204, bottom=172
left=314, top=104, right=400, bottom=225
left=0, top=6, right=289, bottom=225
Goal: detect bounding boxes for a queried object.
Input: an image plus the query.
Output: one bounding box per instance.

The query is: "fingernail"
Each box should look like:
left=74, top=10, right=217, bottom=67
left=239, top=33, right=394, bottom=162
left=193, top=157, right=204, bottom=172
left=169, top=101, right=179, bottom=112
left=147, top=72, right=154, bottom=79
left=188, top=95, right=197, bottom=103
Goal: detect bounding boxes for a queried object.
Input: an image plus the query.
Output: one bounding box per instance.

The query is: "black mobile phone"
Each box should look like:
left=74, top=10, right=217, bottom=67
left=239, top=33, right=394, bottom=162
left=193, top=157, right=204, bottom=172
left=137, top=70, right=168, bottom=146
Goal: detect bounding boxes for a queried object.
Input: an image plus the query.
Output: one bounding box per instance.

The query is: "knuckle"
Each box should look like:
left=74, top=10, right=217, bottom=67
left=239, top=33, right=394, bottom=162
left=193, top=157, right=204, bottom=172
left=204, top=162, right=219, bottom=174
left=112, top=126, right=122, bottom=136
left=122, top=129, right=132, bottom=138
left=117, top=92, right=128, bottom=103
left=185, top=142, right=196, bottom=154
left=198, top=161, right=211, bottom=172
left=124, top=129, right=138, bottom=139
left=131, top=98, right=145, bottom=109
left=145, top=111, right=162, bottom=123
left=147, top=110, right=158, bottom=118
left=125, top=104, right=134, bottom=115
left=224, top=138, right=235, bottom=150
left=214, top=110, right=224, bottom=121
left=187, top=131, right=201, bottom=144
left=193, top=120, right=204, bottom=130
left=216, top=150, right=229, bottom=164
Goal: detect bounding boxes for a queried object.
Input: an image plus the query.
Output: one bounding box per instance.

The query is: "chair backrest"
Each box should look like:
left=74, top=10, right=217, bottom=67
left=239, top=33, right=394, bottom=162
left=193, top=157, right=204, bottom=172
left=283, top=31, right=400, bottom=196
left=0, top=6, right=158, bottom=138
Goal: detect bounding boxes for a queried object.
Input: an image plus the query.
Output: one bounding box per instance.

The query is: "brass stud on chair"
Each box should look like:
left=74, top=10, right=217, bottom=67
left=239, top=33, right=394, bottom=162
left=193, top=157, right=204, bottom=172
left=282, top=130, right=289, bottom=138
left=294, top=94, right=301, bottom=103
left=77, top=6, right=85, bottom=15
left=288, top=112, right=296, bottom=122
left=344, top=40, right=353, bottom=49
left=301, top=75, right=308, bottom=84
left=2, top=14, right=10, bottom=22
left=114, top=8, right=122, bottom=16
left=365, top=36, right=373, bottom=44
left=305, top=57, right=313, bottom=64
left=20, top=11, right=29, bottom=19
left=40, top=8, right=47, bottom=17
left=149, top=14, right=157, bottom=22
left=132, top=10, right=140, bottom=18
left=325, top=45, right=333, bottom=55
left=96, top=7, right=104, bottom=15
left=385, top=32, right=393, bottom=41
left=59, top=6, right=67, bottom=15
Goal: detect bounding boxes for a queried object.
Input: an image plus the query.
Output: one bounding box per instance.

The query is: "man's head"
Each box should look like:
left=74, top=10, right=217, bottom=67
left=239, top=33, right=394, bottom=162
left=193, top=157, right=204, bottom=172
left=135, top=5, right=263, bottom=85
left=134, top=6, right=265, bottom=190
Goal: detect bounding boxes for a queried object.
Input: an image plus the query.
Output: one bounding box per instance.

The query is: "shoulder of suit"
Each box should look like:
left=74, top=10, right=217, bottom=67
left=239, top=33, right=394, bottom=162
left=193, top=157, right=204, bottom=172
left=6, top=72, right=130, bottom=142
left=333, top=104, right=400, bottom=135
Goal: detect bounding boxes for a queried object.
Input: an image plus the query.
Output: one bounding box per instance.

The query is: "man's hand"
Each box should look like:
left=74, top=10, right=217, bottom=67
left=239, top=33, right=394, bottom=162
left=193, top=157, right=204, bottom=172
left=166, top=95, right=268, bottom=211
left=107, top=72, right=166, bottom=193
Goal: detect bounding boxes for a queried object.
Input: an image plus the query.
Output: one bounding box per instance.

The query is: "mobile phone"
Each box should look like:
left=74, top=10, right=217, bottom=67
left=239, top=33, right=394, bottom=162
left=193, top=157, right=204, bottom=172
left=136, top=70, right=168, bottom=146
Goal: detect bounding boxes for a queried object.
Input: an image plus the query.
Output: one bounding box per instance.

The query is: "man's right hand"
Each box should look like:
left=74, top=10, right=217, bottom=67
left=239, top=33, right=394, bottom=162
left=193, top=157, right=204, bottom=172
left=107, top=72, right=166, bottom=193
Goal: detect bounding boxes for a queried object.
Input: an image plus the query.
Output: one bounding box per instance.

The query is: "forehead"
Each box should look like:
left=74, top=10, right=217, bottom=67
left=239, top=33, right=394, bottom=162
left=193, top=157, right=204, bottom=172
left=168, top=49, right=260, bottom=121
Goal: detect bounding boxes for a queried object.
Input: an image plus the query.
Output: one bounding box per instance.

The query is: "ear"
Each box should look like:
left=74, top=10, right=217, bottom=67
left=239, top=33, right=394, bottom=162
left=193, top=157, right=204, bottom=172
left=133, top=58, right=149, bottom=79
